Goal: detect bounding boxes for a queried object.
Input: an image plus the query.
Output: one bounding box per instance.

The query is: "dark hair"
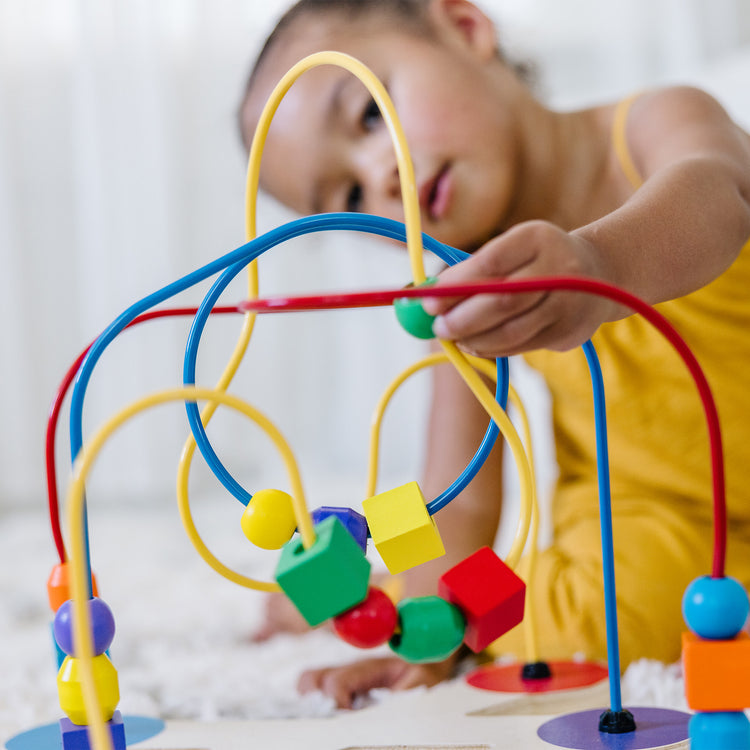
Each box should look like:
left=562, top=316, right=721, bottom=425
left=247, top=0, right=429, bottom=94
left=238, top=0, right=535, bottom=147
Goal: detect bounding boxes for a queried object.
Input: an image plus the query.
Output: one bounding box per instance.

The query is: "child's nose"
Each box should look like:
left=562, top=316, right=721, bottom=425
left=358, top=137, right=403, bottom=211
left=370, top=162, right=402, bottom=206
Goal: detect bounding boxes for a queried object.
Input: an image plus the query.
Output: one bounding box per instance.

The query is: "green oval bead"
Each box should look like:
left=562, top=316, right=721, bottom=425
left=393, top=278, right=437, bottom=339
left=389, top=595, right=465, bottom=663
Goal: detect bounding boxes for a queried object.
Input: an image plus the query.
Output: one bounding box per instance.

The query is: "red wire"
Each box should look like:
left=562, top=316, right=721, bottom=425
left=48, top=282, right=725, bottom=578
left=239, top=277, right=727, bottom=578
left=46, top=306, right=243, bottom=564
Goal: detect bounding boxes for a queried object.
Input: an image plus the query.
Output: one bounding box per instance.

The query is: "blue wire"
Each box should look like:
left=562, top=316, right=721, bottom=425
left=66, top=213, right=623, bottom=707
left=71, top=214, right=463, bottom=463
left=68, top=235, right=266, bottom=595
left=175, top=220, right=621, bottom=706
left=426, top=357, right=508, bottom=514
left=582, top=340, right=623, bottom=713
left=67, top=213, right=497, bottom=587
left=181, top=212, right=506, bottom=511
left=183, top=259, right=254, bottom=505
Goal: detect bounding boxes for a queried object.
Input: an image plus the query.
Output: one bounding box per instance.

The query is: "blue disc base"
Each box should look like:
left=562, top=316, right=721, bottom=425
left=5, top=715, right=165, bottom=750
left=537, top=707, right=690, bottom=749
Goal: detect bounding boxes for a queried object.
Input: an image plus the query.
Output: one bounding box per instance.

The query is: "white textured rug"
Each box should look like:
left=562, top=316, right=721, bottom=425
left=1, top=503, right=688, bottom=744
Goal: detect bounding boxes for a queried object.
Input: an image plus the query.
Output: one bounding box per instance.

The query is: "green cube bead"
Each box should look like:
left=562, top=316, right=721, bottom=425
left=275, top=516, right=371, bottom=627
left=389, top=596, right=465, bottom=664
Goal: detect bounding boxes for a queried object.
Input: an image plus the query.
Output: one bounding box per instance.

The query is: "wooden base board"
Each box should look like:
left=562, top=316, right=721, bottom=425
left=132, top=677, right=689, bottom=750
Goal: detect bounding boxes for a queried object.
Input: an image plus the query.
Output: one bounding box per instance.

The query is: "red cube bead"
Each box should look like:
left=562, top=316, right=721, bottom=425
left=438, top=546, right=525, bottom=653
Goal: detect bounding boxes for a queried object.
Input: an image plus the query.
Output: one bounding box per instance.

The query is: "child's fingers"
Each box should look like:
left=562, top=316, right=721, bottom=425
left=420, top=265, right=484, bottom=317
left=391, top=659, right=456, bottom=691
left=297, top=664, right=363, bottom=709
left=422, top=225, right=544, bottom=317
left=440, top=290, right=602, bottom=358
left=297, top=666, right=328, bottom=696
left=297, top=657, right=417, bottom=709
left=318, top=664, right=391, bottom=709
left=432, top=289, right=548, bottom=344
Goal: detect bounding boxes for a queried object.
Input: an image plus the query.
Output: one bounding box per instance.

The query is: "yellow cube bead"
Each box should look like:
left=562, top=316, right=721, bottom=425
left=57, top=654, right=120, bottom=725
left=362, top=481, right=445, bottom=574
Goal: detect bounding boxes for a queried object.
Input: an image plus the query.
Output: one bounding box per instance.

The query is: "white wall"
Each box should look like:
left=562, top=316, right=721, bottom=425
left=1, top=1, right=749, bottom=525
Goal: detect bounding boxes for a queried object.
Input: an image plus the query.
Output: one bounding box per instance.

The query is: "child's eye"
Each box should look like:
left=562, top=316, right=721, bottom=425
left=346, top=183, right=363, bottom=212
left=361, top=98, right=381, bottom=131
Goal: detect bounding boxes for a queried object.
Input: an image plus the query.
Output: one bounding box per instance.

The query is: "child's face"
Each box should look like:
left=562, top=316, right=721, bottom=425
left=243, top=9, right=519, bottom=251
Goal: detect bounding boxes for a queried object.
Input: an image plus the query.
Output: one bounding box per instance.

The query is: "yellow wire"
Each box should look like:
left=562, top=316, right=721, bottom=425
left=452, top=358, right=540, bottom=662
left=244, top=51, right=427, bottom=284
left=175, top=213, right=258, bottom=548
left=435, top=342, right=532, bottom=571
left=502, top=380, right=541, bottom=664
left=365, top=351, right=541, bottom=661
left=71, top=52, right=541, bottom=750
left=366, top=351, right=446, bottom=497
left=177, top=51, right=429, bottom=550
left=463, top=361, right=541, bottom=662
left=67, top=387, right=317, bottom=750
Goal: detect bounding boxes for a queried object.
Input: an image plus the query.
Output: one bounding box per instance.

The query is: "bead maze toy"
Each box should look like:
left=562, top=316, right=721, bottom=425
left=8, top=51, right=750, bottom=750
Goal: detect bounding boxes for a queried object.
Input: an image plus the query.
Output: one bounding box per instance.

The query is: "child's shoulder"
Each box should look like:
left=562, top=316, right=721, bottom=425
left=628, top=85, right=733, bottom=133
left=585, top=85, right=725, bottom=124
left=578, top=85, right=731, bottom=155
left=613, top=85, right=748, bottom=178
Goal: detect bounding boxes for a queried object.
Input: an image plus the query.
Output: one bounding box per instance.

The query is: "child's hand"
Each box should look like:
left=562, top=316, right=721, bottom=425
left=297, top=655, right=457, bottom=709
left=423, top=220, right=619, bottom=358
left=250, top=591, right=312, bottom=643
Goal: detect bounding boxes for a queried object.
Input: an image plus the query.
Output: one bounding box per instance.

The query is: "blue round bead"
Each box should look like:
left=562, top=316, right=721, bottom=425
left=682, top=575, right=749, bottom=640
left=689, top=711, right=750, bottom=750
left=53, top=597, right=116, bottom=656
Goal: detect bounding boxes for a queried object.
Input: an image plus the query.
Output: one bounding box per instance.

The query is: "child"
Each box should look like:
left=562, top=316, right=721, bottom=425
left=238, top=0, right=750, bottom=709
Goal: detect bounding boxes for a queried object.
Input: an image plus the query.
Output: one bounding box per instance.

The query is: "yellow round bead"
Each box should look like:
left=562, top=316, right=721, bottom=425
left=57, top=654, right=120, bottom=725
left=241, top=489, right=297, bottom=550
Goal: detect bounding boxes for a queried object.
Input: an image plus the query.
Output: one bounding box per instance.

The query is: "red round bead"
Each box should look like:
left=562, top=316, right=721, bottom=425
left=332, top=586, right=398, bottom=649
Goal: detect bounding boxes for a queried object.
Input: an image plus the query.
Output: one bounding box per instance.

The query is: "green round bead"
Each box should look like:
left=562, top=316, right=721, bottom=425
left=389, top=595, right=465, bottom=663
left=394, top=278, right=437, bottom=339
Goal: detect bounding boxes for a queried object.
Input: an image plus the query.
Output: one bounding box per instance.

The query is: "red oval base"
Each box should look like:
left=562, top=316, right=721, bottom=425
left=465, top=660, right=608, bottom=693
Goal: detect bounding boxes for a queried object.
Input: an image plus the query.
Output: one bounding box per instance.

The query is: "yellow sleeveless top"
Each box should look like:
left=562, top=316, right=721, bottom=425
left=523, top=97, right=750, bottom=577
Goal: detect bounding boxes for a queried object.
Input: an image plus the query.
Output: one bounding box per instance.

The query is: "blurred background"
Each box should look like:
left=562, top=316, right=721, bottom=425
left=1, top=0, right=749, bottom=532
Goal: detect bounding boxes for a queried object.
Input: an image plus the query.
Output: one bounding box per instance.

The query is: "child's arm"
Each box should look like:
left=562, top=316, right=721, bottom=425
left=424, top=87, right=750, bottom=358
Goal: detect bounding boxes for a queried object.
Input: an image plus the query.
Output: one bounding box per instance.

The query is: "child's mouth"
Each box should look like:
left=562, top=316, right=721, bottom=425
left=421, top=164, right=452, bottom=221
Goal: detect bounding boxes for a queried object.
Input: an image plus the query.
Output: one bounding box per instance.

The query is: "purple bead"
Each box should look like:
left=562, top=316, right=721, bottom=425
left=682, top=575, right=749, bottom=640
left=311, top=506, right=368, bottom=551
left=53, top=597, right=116, bottom=656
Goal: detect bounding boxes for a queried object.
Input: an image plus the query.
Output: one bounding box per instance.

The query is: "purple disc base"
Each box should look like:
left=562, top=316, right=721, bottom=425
left=538, top=707, right=690, bottom=749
